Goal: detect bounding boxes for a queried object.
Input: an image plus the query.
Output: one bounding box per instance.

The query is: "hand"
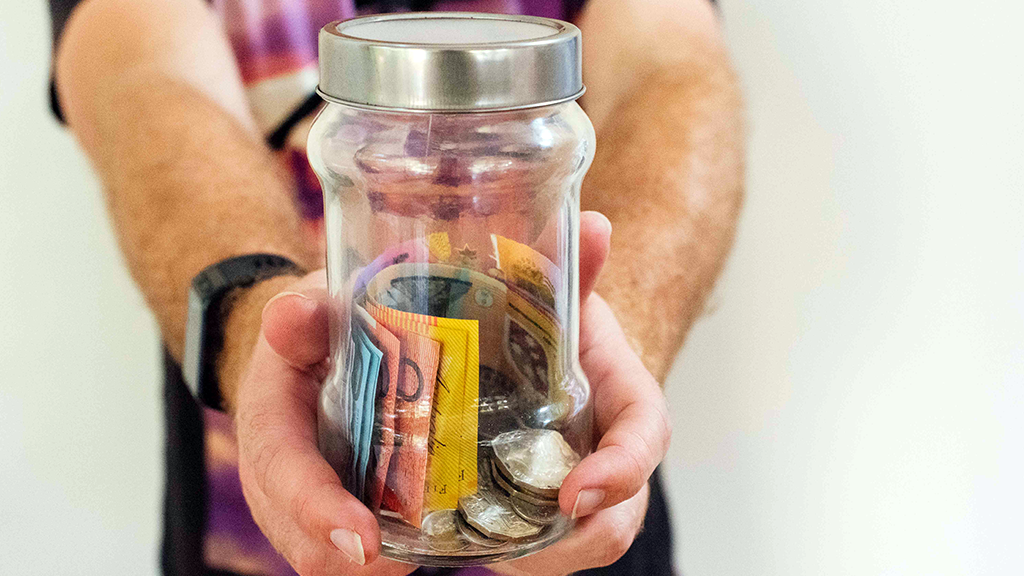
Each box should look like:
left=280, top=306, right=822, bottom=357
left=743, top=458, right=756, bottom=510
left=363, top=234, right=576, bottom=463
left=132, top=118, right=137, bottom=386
left=232, top=269, right=414, bottom=575
left=493, top=218, right=672, bottom=576
left=231, top=211, right=669, bottom=575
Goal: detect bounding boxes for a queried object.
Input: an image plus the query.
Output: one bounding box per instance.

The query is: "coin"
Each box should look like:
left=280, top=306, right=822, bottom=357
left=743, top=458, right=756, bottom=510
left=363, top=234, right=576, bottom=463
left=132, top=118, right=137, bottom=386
left=458, top=490, right=543, bottom=541
left=491, top=429, right=580, bottom=499
left=510, top=495, right=561, bottom=526
left=429, top=535, right=469, bottom=553
left=421, top=509, right=468, bottom=552
left=489, top=458, right=558, bottom=507
left=455, top=511, right=503, bottom=548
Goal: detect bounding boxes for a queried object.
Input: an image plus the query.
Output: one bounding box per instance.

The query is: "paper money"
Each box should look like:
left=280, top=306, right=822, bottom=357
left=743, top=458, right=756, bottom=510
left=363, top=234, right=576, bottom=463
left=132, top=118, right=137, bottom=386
left=378, top=323, right=440, bottom=528
left=503, top=288, right=572, bottom=425
left=345, top=327, right=366, bottom=491
left=367, top=262, right=474, bottom=318
left=368, top=262, right=510, bottom=372
left=369, top=302, right=480, bottom=512
left=354, top=233, right=453, bottom=294
left=490, top=234, right=561, bottom=313
left=354, top=305, right=400, bottom=511
left=351, top=323, right=382, bottom=500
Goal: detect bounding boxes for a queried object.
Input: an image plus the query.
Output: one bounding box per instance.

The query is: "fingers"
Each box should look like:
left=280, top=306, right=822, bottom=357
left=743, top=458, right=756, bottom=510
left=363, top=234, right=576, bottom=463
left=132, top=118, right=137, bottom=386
left=526, top=209, right=610, bottom=302
left=579, top=211, right=612, bottom=302
left=261, top=270, right=330, bottom=371
left=236, top=272, right=385, bottom=570
left=239, top=452, right=417, bottom=576
left=237, top=335, right=382, bottom=564
left=560, top=294, right=671, bottom=519
left=237, top=270, right=416, bottom=574
left=262, top=292, right=330, bottom=371
left=496, top=483, right=651, bottom=576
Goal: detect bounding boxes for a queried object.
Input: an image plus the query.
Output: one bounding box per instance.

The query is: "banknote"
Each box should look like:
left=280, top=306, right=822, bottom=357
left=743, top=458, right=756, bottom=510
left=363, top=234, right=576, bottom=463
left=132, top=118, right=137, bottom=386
left=367, top=262, right=509, bottom=371
left=369, top=302, right=480, bottom=512
left=345, top=326, right=367, bottom=491
left=367, top=261, right=474, bottom=318
left=353, top=305, right=401, bottom=511
left=353, top=233, right=453, bottom=295
left=504, top=287, right=571, bottom=425
left=351, top=323, right=382, bottom=500
left=490, top=234, right=562, bottom=313
left=377, top=318, right=441, bottom=528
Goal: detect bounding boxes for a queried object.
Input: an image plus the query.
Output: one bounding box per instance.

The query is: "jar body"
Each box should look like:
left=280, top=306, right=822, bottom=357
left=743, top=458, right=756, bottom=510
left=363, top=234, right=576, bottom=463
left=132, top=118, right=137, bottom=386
left=308, top=101, right=595, bottom=565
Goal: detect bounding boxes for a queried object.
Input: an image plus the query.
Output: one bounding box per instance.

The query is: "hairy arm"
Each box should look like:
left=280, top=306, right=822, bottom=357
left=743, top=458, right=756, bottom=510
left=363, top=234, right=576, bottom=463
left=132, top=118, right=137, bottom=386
left=578, top=0, right=745, bottom=382
left=55, top=0, right=318, bottom=408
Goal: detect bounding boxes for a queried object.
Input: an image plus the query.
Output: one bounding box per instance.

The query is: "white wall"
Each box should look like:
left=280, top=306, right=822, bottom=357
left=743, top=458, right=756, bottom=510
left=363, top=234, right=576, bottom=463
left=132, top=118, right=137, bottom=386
left=1, top=0, right=1021, bottom=575
left=0, top=2, right=164, bottom=574
left=663, top=1, right=1024, bottom=574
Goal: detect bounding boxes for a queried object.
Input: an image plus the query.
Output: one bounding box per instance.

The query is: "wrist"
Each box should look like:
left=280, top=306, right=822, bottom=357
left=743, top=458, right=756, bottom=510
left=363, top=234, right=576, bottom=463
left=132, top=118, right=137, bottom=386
left=216, top=274, right=302, bottom=412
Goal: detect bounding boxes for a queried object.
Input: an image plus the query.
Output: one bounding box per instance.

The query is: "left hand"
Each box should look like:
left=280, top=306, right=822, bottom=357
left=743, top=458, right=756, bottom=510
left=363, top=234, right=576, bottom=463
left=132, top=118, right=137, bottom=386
left=493, top=262, right=672, bottom=575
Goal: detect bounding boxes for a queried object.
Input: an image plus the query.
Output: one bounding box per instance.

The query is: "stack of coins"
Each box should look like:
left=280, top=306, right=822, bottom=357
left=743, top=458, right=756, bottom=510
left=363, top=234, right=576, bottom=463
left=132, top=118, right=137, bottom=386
left=452, top=429, right=580, bottom=547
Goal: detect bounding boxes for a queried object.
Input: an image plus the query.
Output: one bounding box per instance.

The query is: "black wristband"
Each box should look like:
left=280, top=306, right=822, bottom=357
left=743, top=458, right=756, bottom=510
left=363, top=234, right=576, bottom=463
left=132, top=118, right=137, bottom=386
left=183, top=254, right=305, bottom=410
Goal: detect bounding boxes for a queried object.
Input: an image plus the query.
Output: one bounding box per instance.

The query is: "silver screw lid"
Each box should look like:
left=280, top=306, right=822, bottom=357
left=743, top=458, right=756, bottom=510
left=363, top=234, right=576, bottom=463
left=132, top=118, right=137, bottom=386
left=317, top=12, right=584, bottom=112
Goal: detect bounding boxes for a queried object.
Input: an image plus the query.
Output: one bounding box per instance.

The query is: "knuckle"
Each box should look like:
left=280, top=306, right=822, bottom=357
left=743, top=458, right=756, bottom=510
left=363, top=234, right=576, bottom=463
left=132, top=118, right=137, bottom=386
left=290, top=485, right=317, bottom=526
left=595, top=523, right=635, bottom=566
left=241, top=403, right=279, bottom=441
left=250, top=435, right=291, bottom=494
left=289, top=477, right=334, bottom=525
left=617, top=432, right=654, bottom=488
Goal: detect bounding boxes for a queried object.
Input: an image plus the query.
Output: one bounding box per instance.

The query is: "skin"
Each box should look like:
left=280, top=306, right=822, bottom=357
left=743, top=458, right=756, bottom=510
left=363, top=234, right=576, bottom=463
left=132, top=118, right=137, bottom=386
left=54, top=0, right=743, bottom=572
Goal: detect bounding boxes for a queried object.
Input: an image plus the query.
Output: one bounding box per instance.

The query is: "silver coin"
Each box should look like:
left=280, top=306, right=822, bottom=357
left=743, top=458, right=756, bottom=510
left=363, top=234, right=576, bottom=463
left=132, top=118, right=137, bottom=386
left=421, top=509, right=468, bottom=552
left=455, top=511, right=504, bottom=548
left=510, top=494, right=561, bottom=526
left=458, top=490, right=543, bottom=541
left=489, top=458, right=558, bottom=507
left=491, top=429, right=580, bottom=499
left=429, top=535, right=469, bottom=553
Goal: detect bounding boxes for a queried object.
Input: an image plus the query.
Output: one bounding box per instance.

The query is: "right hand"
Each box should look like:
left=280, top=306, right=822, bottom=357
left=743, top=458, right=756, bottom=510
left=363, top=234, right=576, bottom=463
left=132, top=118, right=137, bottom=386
left=233, top=270, right=416, bottom=575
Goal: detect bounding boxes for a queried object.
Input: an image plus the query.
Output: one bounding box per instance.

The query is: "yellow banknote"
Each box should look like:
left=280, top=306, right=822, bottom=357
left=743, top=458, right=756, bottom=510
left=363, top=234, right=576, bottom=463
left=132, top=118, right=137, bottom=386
left=490, top=234, right=561, bottom=313
left=368, top=302, right=480, bottom=510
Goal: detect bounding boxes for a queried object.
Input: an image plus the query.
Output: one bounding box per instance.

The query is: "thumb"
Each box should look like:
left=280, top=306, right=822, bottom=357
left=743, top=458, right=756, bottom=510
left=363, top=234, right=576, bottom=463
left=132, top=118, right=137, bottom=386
left=579, top=211, right=612, bottom=301
left=261, top=270, right=330, bottom=371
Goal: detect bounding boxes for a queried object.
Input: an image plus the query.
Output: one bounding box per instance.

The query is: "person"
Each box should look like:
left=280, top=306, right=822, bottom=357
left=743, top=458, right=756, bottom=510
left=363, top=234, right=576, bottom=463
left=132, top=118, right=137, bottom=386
left=48, top=0, right=744, bottom=572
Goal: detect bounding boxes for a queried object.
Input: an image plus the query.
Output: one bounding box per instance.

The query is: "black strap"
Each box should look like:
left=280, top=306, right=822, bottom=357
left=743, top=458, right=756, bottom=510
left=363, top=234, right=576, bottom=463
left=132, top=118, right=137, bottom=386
left=266, top=92, right=324, bottom=150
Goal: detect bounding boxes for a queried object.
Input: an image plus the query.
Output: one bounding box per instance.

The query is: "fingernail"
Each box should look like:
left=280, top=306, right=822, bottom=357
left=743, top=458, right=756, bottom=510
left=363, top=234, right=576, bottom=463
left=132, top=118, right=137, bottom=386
left=262, top=291, right=311, bottom=319
left=329, top=528, right=365, bottom=565
left=571, top=489, right=606, bottom=520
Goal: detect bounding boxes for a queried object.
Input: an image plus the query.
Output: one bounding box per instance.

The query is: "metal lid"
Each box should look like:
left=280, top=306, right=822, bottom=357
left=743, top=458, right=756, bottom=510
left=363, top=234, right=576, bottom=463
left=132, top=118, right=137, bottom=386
left=317, top=12, right=584, bottom=112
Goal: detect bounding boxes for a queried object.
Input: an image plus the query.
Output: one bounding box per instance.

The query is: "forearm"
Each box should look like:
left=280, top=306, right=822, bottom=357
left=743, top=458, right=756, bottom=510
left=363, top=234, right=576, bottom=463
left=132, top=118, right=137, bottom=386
left=56, top=0, right=319, bottom=405
left=582, top=39, right=745, bottom=382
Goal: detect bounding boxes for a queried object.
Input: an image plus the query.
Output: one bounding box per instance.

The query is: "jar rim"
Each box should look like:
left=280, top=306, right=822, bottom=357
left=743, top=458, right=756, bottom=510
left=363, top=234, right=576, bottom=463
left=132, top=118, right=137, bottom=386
left=318, top=13, right=585, bottom=112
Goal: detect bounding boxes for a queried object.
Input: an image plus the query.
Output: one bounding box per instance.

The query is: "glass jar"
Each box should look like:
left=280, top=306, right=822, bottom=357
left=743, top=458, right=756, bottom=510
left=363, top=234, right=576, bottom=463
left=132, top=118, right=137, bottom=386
left=309, top=13, right=596, bottom=566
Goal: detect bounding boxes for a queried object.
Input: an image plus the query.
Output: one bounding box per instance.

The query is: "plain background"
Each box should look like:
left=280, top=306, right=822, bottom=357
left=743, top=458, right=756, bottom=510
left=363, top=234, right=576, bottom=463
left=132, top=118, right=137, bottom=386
left=2, top=0, right=1022, bottom=574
